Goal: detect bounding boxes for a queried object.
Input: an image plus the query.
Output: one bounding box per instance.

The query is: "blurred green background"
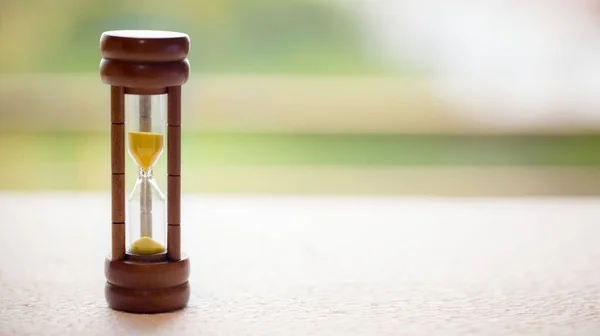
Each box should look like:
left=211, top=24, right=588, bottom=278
left=1, top=0, right=600, bottom=195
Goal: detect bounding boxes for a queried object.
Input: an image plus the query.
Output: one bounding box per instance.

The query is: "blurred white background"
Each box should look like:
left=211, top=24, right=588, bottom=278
left=343, top=0, right=600, bottom=129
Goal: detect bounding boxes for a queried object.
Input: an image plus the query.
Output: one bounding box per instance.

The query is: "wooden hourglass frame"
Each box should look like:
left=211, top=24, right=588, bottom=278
left=99, top=30, right=190, bottom=314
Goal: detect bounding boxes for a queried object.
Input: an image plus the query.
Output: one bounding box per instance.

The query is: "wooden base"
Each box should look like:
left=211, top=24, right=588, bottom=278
left=105, top=281, right=190, bottom=314
left=105, top=255, right=190, bottom=314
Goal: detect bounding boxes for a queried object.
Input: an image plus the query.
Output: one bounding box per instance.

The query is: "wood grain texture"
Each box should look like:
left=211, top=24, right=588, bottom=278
left=110, top=86, right=125, bottom=261
left=124, top=87, right=167, bottom=95
left=111, top=173, right=125, bottom=223
left=100, top=30, right=190, bottom=63
left=167, top=224, right=181, bottom=261
left=125, top=251, right=168, bottom=263
left=105, top=256, right=189, bottom=290
left=1, top=194, right=600, bottom=335
left=167, top=125, right=181, bottom=175
left=100, top=59, right=190, bottom=88
left=110, top=86, right=124, bottom=123
left=110, top=123, right=125, bottom=174
left=110, top=88, right=125, bottom=261
left=166, top=86, right=182, bottom=260
left=111, top=222, right=125, bottom=261
left=167, top=86, right=181, bottom=126
left=105, top=282, right=190, bottom=314
left=167, top=175, right=181, bottom=225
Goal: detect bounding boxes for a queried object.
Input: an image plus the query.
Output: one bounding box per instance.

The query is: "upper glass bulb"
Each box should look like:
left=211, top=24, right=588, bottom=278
left=126, top=94, right=165, bottom=169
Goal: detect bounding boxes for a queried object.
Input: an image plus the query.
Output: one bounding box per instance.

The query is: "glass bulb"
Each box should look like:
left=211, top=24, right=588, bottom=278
left=127, top=168, right=166, bottom=254
left=125, top=94, right=167, bottom=255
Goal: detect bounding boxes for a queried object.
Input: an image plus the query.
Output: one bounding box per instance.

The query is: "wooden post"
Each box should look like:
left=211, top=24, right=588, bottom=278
left=167, top=86, right=181, bottom=260
left=111, top=86, right=126, bottom=261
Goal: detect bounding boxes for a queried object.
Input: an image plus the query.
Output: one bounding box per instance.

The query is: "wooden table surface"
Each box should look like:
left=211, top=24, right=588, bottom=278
left=1, top=192, right=599, bottom=335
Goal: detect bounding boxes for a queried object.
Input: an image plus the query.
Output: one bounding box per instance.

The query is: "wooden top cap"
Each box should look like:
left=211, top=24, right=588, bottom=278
left=101, top=30, right=190, bottom=62
left=100, top=30, right=191, bottom=88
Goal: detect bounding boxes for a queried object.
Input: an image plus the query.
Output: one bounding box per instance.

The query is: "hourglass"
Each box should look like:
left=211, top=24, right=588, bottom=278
left=99, top=30, right=190, bottom=314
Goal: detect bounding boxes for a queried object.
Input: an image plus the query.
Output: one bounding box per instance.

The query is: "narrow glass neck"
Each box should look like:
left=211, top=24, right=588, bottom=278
left=139, top=167, right=153, bottom=178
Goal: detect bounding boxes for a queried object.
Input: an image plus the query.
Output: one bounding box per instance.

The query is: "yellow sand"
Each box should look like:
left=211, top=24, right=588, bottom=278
left=130, top=236, right=166, bottom=255
left=128, top=131, right=164, bottom=169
